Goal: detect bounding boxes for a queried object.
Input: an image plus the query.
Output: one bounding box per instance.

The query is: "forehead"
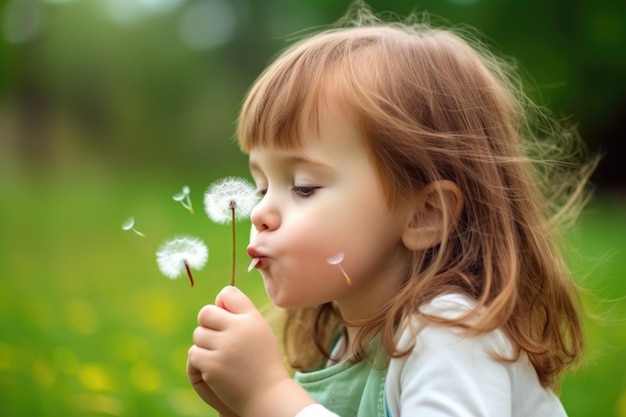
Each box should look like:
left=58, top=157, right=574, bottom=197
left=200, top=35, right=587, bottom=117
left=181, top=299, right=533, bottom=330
left=247, top=103, right=367, bottom=167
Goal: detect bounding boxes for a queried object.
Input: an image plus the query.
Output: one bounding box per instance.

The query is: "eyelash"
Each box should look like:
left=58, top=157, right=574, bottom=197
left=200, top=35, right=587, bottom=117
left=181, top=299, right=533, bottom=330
left=292, top=186, right=319, bottom=198
left=255, top=186, right=319, bottom=198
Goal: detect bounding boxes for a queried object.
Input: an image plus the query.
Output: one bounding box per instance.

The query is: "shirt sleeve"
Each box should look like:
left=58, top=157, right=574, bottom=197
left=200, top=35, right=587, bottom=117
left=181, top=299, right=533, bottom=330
left=396, top=325, right=514, bottom=416
left=294, top=404, right=340, bottom=417
left=386, top=295, right=567, bottom=417
left=386, top=295, right=517, bottom=417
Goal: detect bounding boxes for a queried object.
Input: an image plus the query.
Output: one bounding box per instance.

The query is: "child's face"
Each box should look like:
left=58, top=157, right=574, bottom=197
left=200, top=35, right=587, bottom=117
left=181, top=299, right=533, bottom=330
left=247, top=105, right=410, bottom=317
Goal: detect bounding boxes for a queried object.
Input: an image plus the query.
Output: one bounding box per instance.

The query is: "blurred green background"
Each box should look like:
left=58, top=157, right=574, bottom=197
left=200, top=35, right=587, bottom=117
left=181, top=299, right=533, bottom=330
left=1, top=0, right=625, bottom=416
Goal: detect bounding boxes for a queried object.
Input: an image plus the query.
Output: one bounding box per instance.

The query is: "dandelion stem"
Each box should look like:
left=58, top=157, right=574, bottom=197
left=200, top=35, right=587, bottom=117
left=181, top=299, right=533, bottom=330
left=230, top=202, right=236, bottom=287
left=187, top=196, right=194, bottom=214
left=183, top=260, right=195, bottom=287
left=338, top=264, right=352, bottom=285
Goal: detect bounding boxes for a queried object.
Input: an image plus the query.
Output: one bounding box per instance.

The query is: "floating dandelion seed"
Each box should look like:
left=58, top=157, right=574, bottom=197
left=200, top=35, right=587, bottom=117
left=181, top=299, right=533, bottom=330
left=173, top=185, right=194, bottom=214
left=247, top=257, right=261, bottom=272
left=204, top=176, right=258, bottom=286
left=327, top=252, right=352, bottom=285
left=156, top=236, right=208, bottom=287
left=121, top=217, right=145, bottom=237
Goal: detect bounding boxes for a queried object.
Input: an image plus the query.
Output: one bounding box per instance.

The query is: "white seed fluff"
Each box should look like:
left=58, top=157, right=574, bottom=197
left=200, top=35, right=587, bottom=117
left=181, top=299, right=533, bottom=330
left=204, top=176, right=258, bottom=224
left=156, top=236, right=208, bottom=279
left=327, top=252, right=345, bottom=265
left=122, top=216, right=136, bottom=231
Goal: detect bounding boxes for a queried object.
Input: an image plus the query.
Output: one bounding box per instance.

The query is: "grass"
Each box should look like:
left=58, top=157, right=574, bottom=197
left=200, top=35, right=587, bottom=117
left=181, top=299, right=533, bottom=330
left=561, top=196, right=626, bottom=416
left=0, top=170, right=624, bottom=416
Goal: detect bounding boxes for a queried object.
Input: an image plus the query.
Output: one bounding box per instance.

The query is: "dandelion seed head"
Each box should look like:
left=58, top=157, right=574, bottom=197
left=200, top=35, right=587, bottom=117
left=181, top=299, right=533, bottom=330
left=204, top=176, right=258, bottom=224
left=327, top=252, right=345, bottom=265
left=182, top=185, right=190, bottom=195
left=122, top=217, right=135, bottom=231
left=156, top=236, right=208, bottom=279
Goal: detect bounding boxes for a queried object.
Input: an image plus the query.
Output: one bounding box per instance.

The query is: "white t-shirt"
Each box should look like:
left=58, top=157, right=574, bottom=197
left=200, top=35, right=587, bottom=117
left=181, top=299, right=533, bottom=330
left=296, top=294, right=568, bottom=417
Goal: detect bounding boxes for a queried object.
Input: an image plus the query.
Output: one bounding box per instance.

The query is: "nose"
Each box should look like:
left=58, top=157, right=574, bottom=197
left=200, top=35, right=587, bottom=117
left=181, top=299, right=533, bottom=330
left=250, top=194, right=280, bottom=232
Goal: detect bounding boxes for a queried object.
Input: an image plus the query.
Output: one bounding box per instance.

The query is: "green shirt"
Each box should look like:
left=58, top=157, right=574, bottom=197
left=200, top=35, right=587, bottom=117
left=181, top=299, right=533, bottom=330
left=294, top=358, right=388, bottom=417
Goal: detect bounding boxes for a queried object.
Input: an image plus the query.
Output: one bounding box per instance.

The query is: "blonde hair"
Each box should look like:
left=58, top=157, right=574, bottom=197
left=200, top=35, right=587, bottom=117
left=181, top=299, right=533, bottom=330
left=237, top=5, right=597, bottom=389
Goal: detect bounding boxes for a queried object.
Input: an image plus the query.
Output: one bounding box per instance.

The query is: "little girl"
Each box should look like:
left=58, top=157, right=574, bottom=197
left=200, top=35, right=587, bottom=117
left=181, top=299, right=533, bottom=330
left=187, top=5, right=596, bottom=417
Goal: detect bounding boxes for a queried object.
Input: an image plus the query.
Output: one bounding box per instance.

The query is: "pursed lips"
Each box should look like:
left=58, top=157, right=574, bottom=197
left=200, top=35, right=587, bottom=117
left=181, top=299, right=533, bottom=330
left=246, top=245, right=267, bottom=271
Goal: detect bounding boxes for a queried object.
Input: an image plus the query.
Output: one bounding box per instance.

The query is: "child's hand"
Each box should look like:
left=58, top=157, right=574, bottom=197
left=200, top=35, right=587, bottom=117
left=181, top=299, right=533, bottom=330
left=185, top=364, right=238, bottom=417
left=187, top=286, right=315, bottom=417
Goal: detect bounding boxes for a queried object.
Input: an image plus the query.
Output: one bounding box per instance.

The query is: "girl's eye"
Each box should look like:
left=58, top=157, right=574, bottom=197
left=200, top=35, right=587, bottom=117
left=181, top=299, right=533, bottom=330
left=293, top=186, right=319, bottom=198
left=256, top=189, right=267, bottom=198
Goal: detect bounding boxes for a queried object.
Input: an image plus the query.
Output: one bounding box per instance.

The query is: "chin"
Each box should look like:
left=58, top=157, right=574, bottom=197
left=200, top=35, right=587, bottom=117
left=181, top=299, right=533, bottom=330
left=264, top=287, right=300, bottom=309
left=265, top=287, right=293, bottom=308
left=263, top=280, right=286, bottom=307
left=262, top=277, right=321, bottom=308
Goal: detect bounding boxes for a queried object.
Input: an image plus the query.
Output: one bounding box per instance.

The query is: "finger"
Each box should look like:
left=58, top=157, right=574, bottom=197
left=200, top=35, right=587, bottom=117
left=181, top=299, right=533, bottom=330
left=187, top=344, right=211, bottom=377
left=186, top=347, right=205, bottom=383
left=187, top=352, right=237, bottom=417
left=215, top=285, right=257, bottom=314
left=197, top=304, right=230, bottom=329
left=192, top=325, right=220, bottom=349
left=187, top=344, right=221, bottom=379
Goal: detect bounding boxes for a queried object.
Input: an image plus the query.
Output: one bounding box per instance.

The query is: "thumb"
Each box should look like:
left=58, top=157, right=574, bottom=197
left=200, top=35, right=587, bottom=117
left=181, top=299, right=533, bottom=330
left=215, top=286, right=257, bottom=314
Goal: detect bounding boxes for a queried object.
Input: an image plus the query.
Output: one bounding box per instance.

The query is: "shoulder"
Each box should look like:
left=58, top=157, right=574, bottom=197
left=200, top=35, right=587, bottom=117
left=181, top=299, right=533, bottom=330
left=395, top=293, right=513, bottom=356
left=385, top=294, right=567, bottom=417
left=418, top=292, right=486, bottom=319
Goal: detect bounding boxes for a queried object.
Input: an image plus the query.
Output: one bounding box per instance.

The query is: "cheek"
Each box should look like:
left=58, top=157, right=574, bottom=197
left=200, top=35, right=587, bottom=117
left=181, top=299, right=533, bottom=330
left=278, top=204, right=378, bottom=268
left=281, top=216, right=346, bottom=265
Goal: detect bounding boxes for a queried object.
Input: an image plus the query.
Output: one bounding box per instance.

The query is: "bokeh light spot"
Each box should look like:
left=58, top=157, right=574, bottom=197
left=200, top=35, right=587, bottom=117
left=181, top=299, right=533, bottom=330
left=136, top=291, right=179, bottom=334
left=130, top=361, right=161, bottom=392
left=1, top=0, right=44, bottom=44
left=103, top=0, right=183, bottom=25
left=73, top=394, right=124, bottom=415
left=179, top=0, right=237, bottom=50
left=78, top=363, right=115, bottom=391
left=138, top=0, right=183, bottom=13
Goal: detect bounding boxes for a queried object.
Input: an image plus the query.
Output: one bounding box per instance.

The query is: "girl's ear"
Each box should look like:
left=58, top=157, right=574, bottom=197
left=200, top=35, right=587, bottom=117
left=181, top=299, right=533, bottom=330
left=401, top=180, right=463, bottom=251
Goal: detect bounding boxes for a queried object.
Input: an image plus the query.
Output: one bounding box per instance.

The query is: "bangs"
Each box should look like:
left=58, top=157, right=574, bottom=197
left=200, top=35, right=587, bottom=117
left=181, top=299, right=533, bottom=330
left=237, top=30, right=377, bottom=152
